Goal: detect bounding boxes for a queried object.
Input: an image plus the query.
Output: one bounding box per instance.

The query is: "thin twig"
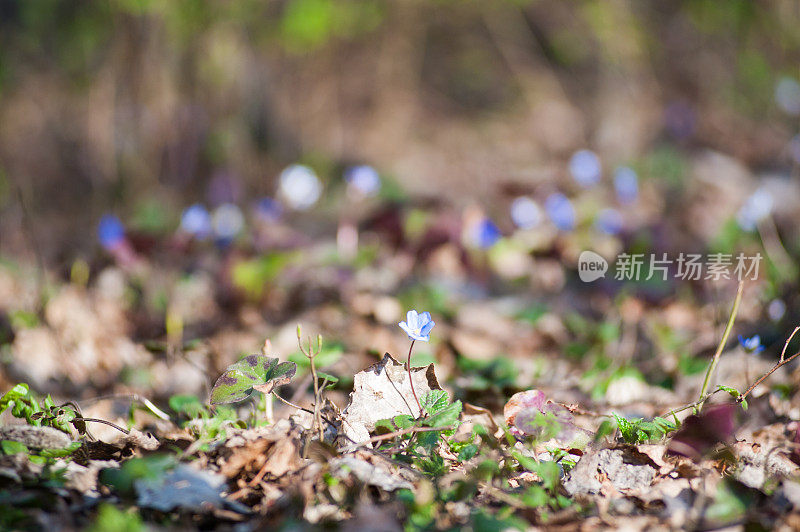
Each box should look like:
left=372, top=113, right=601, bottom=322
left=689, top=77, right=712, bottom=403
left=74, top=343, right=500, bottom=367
left=272, top=392, right=314, bottom=415
left=660, top=389, right=724, bottom=420
left=79, top=417, right=130, bottom=435
left=779, top=326, right=800, bottom=363
left=553, top=402, right=612, bottom=418
left=75, top=393, right=170, bottom=421
left=340, top=425, right=455, bottom=454
left=739, top=350, right=800, bottom=402
left=698, top=281, right=744, bottom=409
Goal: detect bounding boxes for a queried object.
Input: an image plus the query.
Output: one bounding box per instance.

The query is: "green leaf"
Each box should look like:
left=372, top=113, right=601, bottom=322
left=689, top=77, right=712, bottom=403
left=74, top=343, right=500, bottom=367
left=393, top=414, right=415, bottom=430
left=374, top=418, right=396, bottom=435
left=534, top=461, right=561, bottom=491
left=424, top=400, right=462, bottom=428
left=0, top=440, right=28, bottom=455
left=457, top=443, right=479, bottom=462
left=169, top=395, right=205, bottom=418
left=521, top=485, right=549, bottom=507
left=421, top=390, right=449, bottom=415
left=0, top=383, right=29, bottom=414
left=512, top=450, right=539, bottom=472
left=210, top=355, right=297, bottom=404
left=39, top=441, right=82, bottom=458
left=315, top=371, right=339, bottom=389
left=595, top=419, right=616, bottom=442
left=717, top=385, right=747, bottom=410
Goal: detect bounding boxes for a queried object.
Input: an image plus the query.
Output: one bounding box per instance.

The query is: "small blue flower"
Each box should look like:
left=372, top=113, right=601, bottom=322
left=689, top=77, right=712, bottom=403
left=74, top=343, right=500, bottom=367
left=510, top=196, right=542, bottom=230
left=545, top=193, right=576, bottom=231
left=98, top=215, right=125, bottom=250
left=595, top=208, right=623, bottom=235
left=739, top=335, right=764, bottom=354
left=569, top=150, right=602, bottom=187
left=474, top=218, right=502, bottom=249
left=399, top=310, right=435, bottom=342
left=279, top=164, right=321, bottom=210
left=254, top=197, right=283, bottom=223
left=180, top=204, right=212, bottom=239
left=345, top=165, right=381, bottom=197
left=613, top=166, right=639, bottom=204
left=736, top=188, right=773, bottom=232
left=212, top=203, right=244, bottom=244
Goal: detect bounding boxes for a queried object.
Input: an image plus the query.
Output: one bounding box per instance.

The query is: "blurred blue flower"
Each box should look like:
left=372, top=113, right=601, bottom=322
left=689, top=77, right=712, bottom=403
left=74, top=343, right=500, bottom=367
left=180, top=204, right=212, bottom=239
left=345, top=165, right=381, bottom=197
left=739, top=335, right=764, bottom=354
left=569, top=150, right=602, bottom=187
left=212, top=203, right=244, bottom=243
left=399, top=310, right=435, bottom=342
left=98, top=215, right=125, bottom=250
left=510, top=196, right=542, bottom=230
left=775, top=77, right=800, bottom=116
left=613, top=166, right=639, bottom=204
left=473, top=218, right=502, bottom=249
left=736, top=188, right=773, bottom=232
left=595, top=208, right=623, bottom=235
left=254, top=197, right=283, bottom=223
left=768, top=299, right=786, bottom=322
left=545, top=193, right=576, bottom=231
left=279, top=164, right=321, bottom=210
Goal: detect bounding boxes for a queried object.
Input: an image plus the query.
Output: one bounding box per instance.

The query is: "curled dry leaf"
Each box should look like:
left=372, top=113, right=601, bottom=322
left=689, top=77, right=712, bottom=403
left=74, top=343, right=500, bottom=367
left=340, top=353, right=441, bottom=445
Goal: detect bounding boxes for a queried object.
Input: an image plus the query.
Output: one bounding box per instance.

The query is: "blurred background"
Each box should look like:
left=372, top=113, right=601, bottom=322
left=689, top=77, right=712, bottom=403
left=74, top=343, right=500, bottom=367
left=0, top=0, right=800, bottom=414
left=0, top=0, right=798, bottom=261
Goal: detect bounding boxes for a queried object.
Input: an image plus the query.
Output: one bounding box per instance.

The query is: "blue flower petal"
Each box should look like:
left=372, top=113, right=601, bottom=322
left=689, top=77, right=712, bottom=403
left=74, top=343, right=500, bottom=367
left=407, top=310, right=418, bottom=330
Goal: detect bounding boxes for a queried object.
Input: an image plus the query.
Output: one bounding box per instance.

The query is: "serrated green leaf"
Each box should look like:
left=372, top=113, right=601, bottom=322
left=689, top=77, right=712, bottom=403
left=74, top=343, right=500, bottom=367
left=393, top=414, right=415, bottom=430
left=210, top=355, right=297, bottom=404
left=424, top=399, right=462, bottom=428
left=421, top=390, right=448, bottom=415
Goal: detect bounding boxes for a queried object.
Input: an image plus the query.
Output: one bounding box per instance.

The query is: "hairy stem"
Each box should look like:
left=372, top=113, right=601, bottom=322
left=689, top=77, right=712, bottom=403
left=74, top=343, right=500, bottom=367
left=407, top=339, right=422, bottom=416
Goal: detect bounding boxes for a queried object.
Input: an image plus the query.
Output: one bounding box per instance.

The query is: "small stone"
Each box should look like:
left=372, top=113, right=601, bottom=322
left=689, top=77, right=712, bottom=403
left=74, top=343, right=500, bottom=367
left=0, top=425, right=72, bottom=450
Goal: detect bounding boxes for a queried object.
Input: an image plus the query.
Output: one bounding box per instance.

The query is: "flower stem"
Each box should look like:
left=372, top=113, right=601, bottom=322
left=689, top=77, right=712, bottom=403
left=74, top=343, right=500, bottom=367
left=407, top=339, right=422, bottom=416
left=698, top=281, right=744, bottom=410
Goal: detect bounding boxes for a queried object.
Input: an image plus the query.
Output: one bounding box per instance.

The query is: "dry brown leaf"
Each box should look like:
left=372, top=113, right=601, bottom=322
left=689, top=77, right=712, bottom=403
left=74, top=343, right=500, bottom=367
left=340, top=353, right=441, bottom=445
